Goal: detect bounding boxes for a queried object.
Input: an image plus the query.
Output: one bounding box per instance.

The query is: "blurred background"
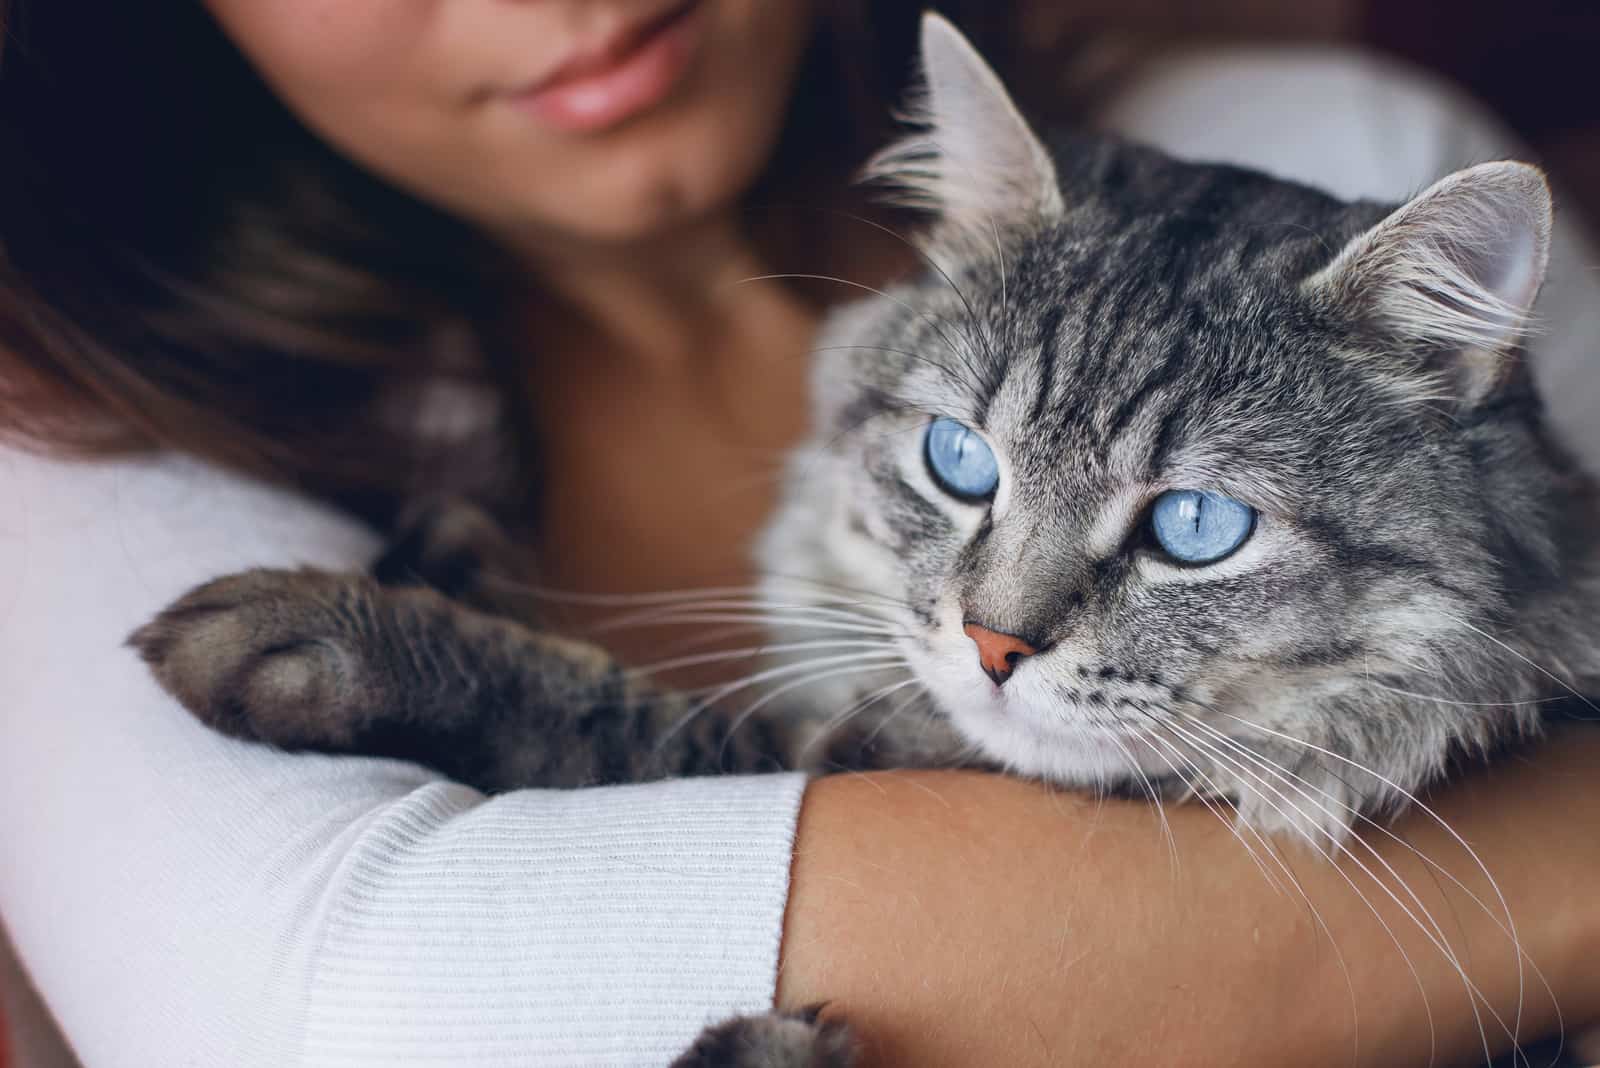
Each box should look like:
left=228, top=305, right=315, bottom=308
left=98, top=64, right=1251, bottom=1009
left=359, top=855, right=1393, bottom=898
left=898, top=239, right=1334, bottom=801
left=978, top=0, right=1599, bottom=227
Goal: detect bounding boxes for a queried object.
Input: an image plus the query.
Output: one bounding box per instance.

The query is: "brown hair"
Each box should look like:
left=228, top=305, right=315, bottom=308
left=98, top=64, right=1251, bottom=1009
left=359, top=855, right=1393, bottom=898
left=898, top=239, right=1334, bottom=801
left=0, top=0, right=933, bottom=526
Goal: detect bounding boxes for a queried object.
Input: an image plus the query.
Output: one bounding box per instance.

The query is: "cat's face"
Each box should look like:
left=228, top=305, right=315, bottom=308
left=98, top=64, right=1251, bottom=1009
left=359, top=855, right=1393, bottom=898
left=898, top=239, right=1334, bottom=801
left=764, top=16, right=1563, bottom=833
left=812, top=221, right=1497, bottom=792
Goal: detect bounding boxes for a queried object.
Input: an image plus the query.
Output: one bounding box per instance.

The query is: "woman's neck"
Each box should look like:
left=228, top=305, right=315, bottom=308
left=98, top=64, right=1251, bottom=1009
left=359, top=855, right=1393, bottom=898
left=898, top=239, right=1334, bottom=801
left=514, top=216, right=802, bottom=371
left=494, top=206, right=916, bottom=676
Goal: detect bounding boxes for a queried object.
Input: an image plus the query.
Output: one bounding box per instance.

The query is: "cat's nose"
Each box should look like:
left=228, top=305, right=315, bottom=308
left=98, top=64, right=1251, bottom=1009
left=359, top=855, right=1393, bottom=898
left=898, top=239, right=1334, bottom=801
left=962, top=622, right=1038, bottom=686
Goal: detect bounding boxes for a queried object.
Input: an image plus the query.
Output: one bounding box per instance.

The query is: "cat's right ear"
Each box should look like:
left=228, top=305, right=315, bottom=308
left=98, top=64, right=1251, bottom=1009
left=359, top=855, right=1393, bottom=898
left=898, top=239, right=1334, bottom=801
left=863, top=13, right=1062, bottom=261
left=1305, top=161, right=1552, bottom=406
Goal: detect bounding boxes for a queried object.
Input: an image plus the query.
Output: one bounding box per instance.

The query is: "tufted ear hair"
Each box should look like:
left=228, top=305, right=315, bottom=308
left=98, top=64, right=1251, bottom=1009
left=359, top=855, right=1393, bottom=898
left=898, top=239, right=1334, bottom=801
left=1305, top=161, right=1552, bottom=406
left=862, top=12, right=1062, bottom=262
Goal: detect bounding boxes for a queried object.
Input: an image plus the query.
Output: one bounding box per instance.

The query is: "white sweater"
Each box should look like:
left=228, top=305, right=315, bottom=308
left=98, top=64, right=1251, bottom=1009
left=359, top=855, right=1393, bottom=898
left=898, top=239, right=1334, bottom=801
left=0, top=446, right=807, bottom=1066
left=4, top=45, right=1597, bottom=1068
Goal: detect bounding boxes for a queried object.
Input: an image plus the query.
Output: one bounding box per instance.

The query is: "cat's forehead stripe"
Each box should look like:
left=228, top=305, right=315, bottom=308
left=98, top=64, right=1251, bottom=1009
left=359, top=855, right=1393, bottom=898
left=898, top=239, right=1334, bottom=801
left=1077, top=277, right=1145, bottom=392
left=1097, top=329, right=1188, bottom=456
left=1029, top=305, right=1064, bottom=423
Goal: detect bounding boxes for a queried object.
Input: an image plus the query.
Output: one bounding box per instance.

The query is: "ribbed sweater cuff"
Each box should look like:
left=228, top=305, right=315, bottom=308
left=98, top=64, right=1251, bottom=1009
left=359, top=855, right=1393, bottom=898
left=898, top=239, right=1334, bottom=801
left=295, top=773, right=809, bottom=1066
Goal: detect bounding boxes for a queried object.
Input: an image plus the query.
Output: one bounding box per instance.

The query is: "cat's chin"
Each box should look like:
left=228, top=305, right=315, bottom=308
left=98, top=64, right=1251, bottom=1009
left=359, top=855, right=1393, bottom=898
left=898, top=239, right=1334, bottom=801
left=976, top=720, right=1168, bottom=790
left=909, top=649, right=1171, bottom=789
left=927, top=685, right=1366, bottom=846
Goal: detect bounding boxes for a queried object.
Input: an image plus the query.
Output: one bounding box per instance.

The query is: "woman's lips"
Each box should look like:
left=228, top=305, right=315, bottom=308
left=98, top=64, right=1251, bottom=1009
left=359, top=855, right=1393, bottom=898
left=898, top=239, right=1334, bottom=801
left=511, top=1, right=704, bottom=133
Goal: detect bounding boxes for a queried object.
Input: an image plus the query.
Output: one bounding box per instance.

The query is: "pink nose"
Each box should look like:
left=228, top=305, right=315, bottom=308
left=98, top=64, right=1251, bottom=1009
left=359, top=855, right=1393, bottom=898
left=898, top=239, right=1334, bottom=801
left=963, top=622, right=1038, bottom=686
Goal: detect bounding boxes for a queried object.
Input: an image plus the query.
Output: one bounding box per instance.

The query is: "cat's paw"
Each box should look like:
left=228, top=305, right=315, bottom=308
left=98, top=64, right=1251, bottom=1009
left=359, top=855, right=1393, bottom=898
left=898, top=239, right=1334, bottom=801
left=670, top=1006, right=858, bottom=1068
left=128, top=568, right=381, bottom=749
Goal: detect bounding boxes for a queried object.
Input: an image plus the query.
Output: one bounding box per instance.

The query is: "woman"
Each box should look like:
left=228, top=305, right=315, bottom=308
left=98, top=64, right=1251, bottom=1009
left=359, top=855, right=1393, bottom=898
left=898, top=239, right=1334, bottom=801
left=1, top=2, right=1595, bottom=1065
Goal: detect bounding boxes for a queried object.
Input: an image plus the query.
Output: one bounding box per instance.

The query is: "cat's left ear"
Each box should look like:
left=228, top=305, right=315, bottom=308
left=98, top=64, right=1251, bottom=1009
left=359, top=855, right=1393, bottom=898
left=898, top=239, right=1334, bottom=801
left=864, top=13, right=1062, bottom=259
left=1305, top=161, right=1552, bottom=405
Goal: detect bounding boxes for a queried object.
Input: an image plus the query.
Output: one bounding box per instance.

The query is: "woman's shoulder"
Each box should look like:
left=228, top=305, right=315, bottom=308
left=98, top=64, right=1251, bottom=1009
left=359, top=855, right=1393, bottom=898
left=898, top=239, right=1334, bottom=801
left=1, top=445, right=381, bottom=591
left=0, top=444, right=381, bottom=691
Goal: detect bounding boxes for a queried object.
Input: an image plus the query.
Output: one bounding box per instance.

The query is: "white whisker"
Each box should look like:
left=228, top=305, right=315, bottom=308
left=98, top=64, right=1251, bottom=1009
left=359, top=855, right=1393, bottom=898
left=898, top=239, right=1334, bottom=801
left=796, top=676, right=923, bottom=763
left=586, top=596, right=905, bottom=634
left=1171, top=711, right=1534, bottom=1063
left=624, top=638, right=898, bottom=682
left=1130, top=720, right=1297, bottom=901
left=647, top=652, right=905, bottom=764
left=860, top=685, right=933, bottom=749
left=1182, top=712, right=1563, bottom=1066
left=1082, top=711, right=1180, bottom=877
left=717, top=661, right=911, bottom=767
left=1155, top=713, right=1443, bottom=1063
left=1208, top=707, right=1545, bottom=1053
left=599, top=610, right=904, bottom=641
left=731, top=272, right=989, bottom=392
left=1360, top=673, right=1567, bottom=712
left=1443, top=611, right=1599, bottom=719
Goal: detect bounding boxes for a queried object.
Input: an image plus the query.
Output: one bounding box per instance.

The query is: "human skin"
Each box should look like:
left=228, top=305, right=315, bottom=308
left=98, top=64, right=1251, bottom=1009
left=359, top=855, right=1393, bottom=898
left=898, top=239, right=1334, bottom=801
left=203, top=0, right=814, bottom=250
left=201, top=2, right=838, bottom=631
left=198, top=2, right=1600, bottom=1061
left=780, top=730, right=1600, bottom=1066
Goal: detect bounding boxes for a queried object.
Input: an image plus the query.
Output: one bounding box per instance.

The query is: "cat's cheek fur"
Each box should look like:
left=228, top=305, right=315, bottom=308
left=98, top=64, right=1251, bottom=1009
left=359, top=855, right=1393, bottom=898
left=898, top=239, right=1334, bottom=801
left=911, top=644, right=1177, bottom=788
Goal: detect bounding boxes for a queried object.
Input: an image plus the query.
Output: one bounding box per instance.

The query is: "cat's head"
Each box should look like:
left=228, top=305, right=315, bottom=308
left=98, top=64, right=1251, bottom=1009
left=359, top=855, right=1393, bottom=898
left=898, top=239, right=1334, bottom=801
left=765, top=16, right=1585, bottom=837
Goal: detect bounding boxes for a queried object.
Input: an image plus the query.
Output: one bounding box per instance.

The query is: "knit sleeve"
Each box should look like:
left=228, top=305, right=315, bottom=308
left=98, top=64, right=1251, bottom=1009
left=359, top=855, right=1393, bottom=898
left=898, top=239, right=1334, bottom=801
left=0, top=446, right=806, bottom=1067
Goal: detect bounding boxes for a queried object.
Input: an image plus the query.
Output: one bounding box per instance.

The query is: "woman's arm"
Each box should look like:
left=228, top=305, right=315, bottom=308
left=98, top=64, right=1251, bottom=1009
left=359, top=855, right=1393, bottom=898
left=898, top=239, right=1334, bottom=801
left=779, top=730, right=1600, bottom=1066
left=0, top=447, right=805, bottom=1068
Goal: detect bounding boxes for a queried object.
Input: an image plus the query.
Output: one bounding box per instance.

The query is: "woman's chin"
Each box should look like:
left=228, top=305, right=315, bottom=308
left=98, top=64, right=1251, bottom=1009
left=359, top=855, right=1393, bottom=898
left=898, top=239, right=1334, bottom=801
left=491, top=143, right=761, bottom=257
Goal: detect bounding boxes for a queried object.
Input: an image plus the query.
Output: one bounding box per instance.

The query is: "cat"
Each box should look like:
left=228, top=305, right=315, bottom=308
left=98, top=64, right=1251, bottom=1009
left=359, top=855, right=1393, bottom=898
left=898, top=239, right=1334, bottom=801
left=129, top=14, right=1600, bottom=1066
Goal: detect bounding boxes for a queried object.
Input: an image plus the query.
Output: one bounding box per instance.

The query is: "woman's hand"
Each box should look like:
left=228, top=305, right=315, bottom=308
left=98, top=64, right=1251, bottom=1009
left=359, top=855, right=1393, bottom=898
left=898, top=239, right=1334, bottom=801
left=778, top=726, right=1600, bottom=1067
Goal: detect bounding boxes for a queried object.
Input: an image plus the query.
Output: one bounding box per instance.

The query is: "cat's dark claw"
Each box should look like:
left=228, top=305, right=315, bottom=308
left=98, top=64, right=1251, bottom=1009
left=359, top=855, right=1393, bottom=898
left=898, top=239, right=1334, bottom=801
left=669, top=1007, right=858, bottom=1068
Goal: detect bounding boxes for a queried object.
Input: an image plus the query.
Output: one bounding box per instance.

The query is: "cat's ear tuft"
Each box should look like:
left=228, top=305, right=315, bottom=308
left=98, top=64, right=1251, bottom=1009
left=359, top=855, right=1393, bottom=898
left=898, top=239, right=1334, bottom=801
left=863, top=13, right=1062, bottom=258
left=1306, top=161, right=1552, bottom=405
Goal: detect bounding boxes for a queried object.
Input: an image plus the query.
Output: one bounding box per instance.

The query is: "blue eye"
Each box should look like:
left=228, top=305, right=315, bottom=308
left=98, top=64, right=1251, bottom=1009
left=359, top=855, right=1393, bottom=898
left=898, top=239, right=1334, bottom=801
left=924, top=417, right=999, bottom=501
left=1149, top=490, right=1255, bottom=564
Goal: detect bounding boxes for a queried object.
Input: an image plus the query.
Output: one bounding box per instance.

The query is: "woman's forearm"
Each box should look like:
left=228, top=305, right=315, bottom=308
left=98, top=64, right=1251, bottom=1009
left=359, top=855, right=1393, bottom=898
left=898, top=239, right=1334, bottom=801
left=777, top=727, right=1600, bottom=1067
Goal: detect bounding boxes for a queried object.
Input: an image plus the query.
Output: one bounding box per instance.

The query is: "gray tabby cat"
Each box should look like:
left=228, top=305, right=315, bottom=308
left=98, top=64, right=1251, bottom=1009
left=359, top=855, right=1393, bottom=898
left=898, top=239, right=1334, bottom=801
left=130, top=15, right=1599, bottom=1066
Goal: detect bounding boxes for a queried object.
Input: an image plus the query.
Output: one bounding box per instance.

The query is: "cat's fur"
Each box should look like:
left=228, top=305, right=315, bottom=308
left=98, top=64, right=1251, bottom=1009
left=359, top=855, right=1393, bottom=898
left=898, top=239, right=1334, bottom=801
left=129, top=16, right=1599, bottom=1066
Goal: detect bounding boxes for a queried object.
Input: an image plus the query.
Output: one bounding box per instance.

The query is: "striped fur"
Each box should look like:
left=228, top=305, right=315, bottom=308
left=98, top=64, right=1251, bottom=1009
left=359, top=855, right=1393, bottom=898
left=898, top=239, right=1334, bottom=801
left=762, top=26, right=1596, bottom=843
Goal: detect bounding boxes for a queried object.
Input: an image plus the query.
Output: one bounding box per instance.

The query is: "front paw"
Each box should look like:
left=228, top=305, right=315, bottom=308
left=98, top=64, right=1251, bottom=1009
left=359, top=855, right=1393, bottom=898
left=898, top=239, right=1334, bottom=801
left=128, top=568, right=380, bottom=749
left=670, top=1007, right=858, bottom=1068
